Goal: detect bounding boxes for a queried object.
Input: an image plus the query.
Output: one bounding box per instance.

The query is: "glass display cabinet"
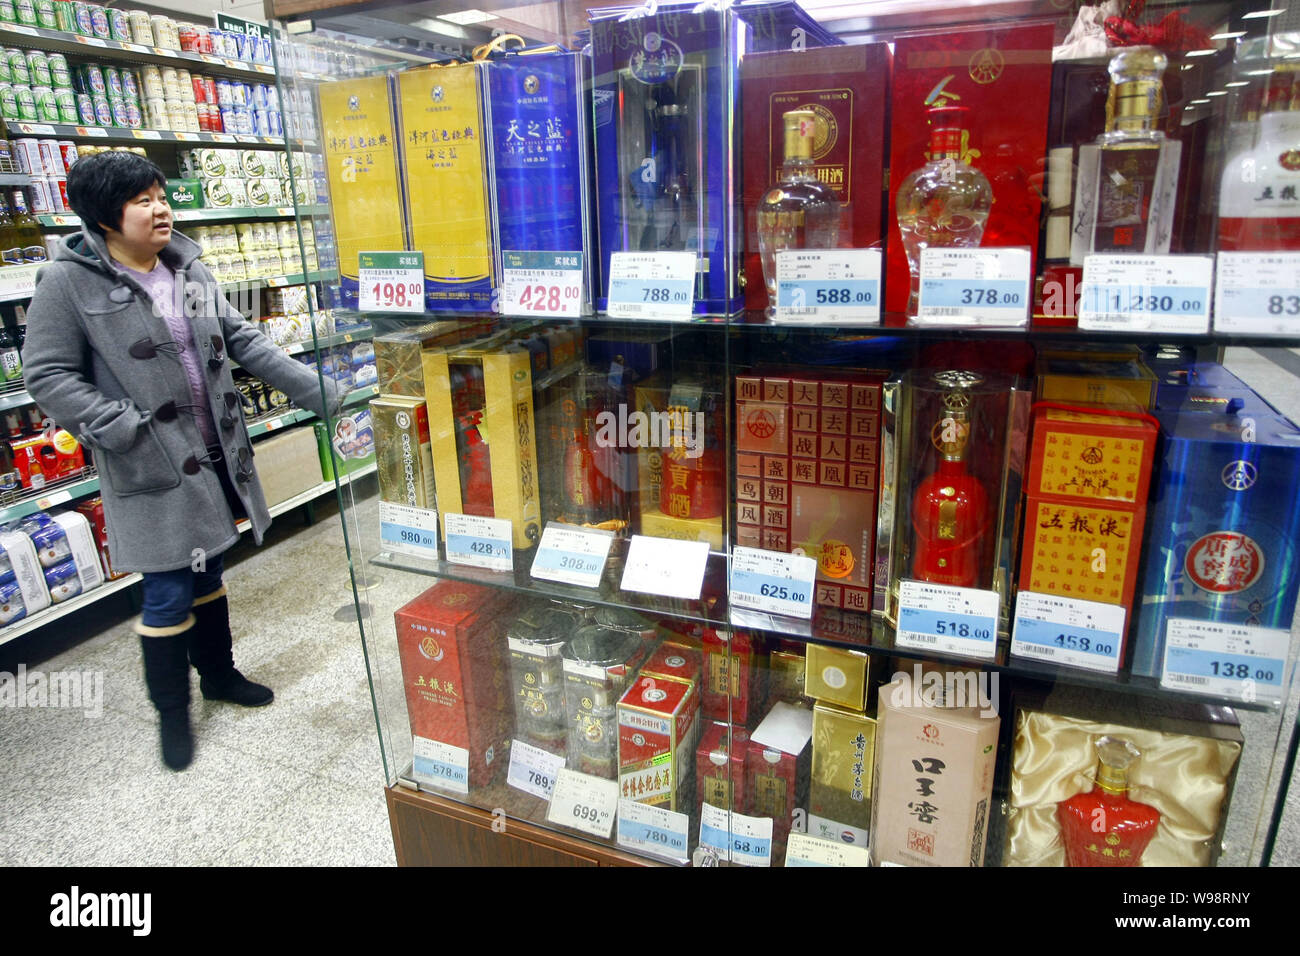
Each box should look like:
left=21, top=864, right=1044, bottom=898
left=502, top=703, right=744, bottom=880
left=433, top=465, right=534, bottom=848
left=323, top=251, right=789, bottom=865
left=268, top=0, right=1300, bottom=867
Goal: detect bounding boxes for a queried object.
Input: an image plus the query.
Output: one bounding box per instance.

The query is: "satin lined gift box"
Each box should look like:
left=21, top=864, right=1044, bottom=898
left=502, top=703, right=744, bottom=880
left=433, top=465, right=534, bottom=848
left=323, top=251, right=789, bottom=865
left=1004, top=691, right=1242, bottom=867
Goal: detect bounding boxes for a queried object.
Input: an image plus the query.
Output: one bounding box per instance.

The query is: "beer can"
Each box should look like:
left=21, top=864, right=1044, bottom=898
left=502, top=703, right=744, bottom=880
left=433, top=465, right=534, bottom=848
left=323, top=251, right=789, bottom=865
left=14, top=0, right=34, bottom=26
left=143, top=96, right=165, bottom=129
left=101, top=65, right=122, bottom=99
left=71, top=0, right=91, bottom=35
left=74, top=92, right=94, bottom=124
left=0, top=84, right=17, bottom=121
left=108, top=7, right=128, bottom=41
left=239, top=149, right=265, bottom=177
left=128, top=9, right=151, bottom=44
left=54, top=88, right=77, bottom=123
left=28, top=177, right=53, bottom=214
left=31, top=85, right=56, bottom=123
left=57, top=141, right=77, bottom=169
left=7, top=50, right=30, bottom=86
left=47, top=53, right=70, bottom=90
left=233, top=31, right=247, bottom=61
left=88, top=3, right=109, bottom=39
left=140, top=65, right=163, bottom=100
left=34, top=0, right=53, bottom=27
left=120, top=68, right=138, bottom=100
left=229, top=80, right=247, bottom=107
left=150, top=14, right=177, bottom=50
left=108, top=94, right=127, bottom=128
left=159, top=66, right=178, bottom=91
left=190, top=74, right=206, bottom=103
left=163, top=97, right=185, bottom=130
left=0, top=52, right=11, bottom=85
left=218, top=104, right=236, bottom=133
left=178, top=24, right=198, bottom=52
left=78, top=63, right=104, bottom=95
left=266, top=108, right=281, bottom=138
left=24, top=51, right=49, bottom=88
left=54, top=0, right=74, bottom=31
left=14, top=86, right=36, bottom=122
left=123, top=98, right=140, bottom=128
left=37, top=139, right=60, bottom=175
left=50, top=175, right=66, bottom=212
left=11, top=138, right=40, bottom=173
left=214, top=78, right=232, bottom=106
left=195, top=24, right=211, bottom=54
left=0, top=0, right=18, bottom=23
left=205, top=103, right=222, bottom=133
left=250, top=82, right=267, bottom=110
left=184, top=103, right=197, bottom=132
left=90, top=91, right=110, bottom=126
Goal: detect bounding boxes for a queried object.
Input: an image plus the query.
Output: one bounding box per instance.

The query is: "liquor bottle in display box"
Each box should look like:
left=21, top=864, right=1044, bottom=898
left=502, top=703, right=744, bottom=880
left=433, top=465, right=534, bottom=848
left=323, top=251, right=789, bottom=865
left=1219, top=70, right=1300, bottom=251
left=1056, top=736, right=1160, bottom=867
left=875, top=368, right=1031, bottom=633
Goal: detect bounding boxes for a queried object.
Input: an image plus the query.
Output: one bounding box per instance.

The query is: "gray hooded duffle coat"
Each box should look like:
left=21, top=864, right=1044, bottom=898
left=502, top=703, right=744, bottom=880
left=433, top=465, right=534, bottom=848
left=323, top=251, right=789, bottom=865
left=22, top=226, right=341, bottom=573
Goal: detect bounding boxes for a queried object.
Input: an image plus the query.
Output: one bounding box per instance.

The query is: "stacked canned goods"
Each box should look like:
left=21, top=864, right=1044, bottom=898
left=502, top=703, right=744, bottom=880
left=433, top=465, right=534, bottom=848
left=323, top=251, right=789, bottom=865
left=179, top=147, right=315, bottom=210
left=190, top=218, right=319, bottom=283
left=0, top=48, right=78, bottom=123
left=8, top=137, right=85, bottom=214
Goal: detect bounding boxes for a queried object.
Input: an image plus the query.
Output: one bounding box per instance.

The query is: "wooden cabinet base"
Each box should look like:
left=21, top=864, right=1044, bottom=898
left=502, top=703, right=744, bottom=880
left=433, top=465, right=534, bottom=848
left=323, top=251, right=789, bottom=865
left=385, top=785, right=656, bottom=867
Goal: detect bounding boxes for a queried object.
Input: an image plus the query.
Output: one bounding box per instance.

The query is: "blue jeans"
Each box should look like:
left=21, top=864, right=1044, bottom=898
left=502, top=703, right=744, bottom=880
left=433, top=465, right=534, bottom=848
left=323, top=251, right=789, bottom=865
left=141, top=553, right=225, bottom=628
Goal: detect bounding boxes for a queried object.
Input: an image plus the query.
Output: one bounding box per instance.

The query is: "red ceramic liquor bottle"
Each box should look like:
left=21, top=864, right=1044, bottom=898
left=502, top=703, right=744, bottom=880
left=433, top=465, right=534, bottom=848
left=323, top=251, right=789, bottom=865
left=911, top=373, right=988, bottom=587
left=1057, top=736, right=1160, bottom=867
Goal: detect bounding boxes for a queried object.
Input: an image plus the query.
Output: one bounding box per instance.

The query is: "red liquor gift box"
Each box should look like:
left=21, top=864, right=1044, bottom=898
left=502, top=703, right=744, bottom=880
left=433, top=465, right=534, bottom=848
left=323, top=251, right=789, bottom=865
left=697, top=720, right=749, bottom=813
left=394, top=580, right=513, bottom=792
left=747, top=701, right=813, bottom=862
left=641, top=642, right=702, bottom=690
left=618, top=675, right=698, bottom=811
left=73, top=497, right=127, bottom=581
left=885, top=25, right=1053, bottom=315
left=701, top=628, right=765, bottom=726
left=740, top=42, right=891, bottom=312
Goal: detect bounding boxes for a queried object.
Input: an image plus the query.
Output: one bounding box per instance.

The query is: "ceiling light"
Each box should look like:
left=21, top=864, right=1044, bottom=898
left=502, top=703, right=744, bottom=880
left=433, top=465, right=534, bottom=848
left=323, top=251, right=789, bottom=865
left=1242, top=8, right=1286, bottom=18
left=1190, top=98, right=1211, bottom=104
left=437, top=9, right=497, bottom=25
left=1206, top=90, right=1228, bottom=96
left=1226, top=80, right=1251, bottom=86
left=1211, top=31, right=1247, bottom=39
left=1185, top=48, right=1219, bottom=56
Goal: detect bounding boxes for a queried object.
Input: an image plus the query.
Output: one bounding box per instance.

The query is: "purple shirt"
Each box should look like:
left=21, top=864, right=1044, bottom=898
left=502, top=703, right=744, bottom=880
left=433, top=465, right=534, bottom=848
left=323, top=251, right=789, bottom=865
left=120, top=258, right=218, bottom=446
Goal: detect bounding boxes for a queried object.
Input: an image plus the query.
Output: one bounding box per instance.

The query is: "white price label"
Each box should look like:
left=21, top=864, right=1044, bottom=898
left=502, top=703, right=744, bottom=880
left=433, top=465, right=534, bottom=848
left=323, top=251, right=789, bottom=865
left=1011, top=591, right=1125, bottom=673
left=17, top=123, right=55, bottom=135
left=619, top=534, right=710, bottom=600
left=501, top=250, right=583, bottom=318
left=411, top=735, right=469, bottom=794
left=617, top=799, right=690, bottom=862
left=132, top=129, right=162, bottom=140
left=530, top=521, right=613, bottom=588
left=378, top=501, right=439, bottom=560
left=546, top=768, right=619, bottom=838
left=77, top=35, right=107, bottom=47
left=728, top=546, right=817, bottom=620
left=443, top=512, right=513, bottom=572
left=784, top=833, right=871, bottom=867
left=75, top=126, right=108, bottom=138
left=1079, top=254, right=1213, bottom=333
left=917, top=247, right=1032, bottom=326
left=0, top=262, right=42, bottom=300
left=774, top=248, right=880, bottom=324
left=1160, top=618, right=1289, bottom=703
left=699, top=802, right=773, bottom=867
left=896, top=580, right=999, bottom=660
left=357, top=251, right=424, bottom=313
left=1213, top=252, right=1300, bottom=334
left=212, top=133, right=236, bottom=143
left=605, top=251, right=695, bottom=319
left=506, top=739, right=566, bottom=800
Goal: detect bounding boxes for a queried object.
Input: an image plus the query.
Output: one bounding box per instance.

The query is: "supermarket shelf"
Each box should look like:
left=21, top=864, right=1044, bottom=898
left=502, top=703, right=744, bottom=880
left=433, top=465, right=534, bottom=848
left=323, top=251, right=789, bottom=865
left=0, top=469, right=99, bottom=524
left=280, top=327, right=374, bottom=357
left=219, top=269, right=339, bottom=293
left=38, top=205, right=328, bottom=228
left=0, top=173, right=31, bottom=186
left=0, top=380, right=33, bottom=412
left=234, top=461, right=376, bottom=533
left=0, top=23, right=281, bottom=82
left=6, top=121, right=309, bottom=149
left=0, top=571, right=143, bottom=647
left=243, top=385, right=376, bottom=438
left=0, top=261, right=43, bottom=302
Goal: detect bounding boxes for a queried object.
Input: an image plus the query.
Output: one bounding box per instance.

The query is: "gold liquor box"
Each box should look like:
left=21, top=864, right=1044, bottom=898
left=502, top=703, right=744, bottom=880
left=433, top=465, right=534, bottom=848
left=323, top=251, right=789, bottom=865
left=374, top=320, right=488, bottom=397
left=808, top=701, right=876, bottom=850
left=803, top=643, right=873, bottom=712
left=370, top=395, right=437, bottom=510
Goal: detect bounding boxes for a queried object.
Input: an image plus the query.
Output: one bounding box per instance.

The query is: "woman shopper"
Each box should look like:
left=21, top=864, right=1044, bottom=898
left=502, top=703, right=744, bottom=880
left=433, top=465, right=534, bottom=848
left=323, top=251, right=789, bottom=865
left=23, top=151, right=341, bottom=771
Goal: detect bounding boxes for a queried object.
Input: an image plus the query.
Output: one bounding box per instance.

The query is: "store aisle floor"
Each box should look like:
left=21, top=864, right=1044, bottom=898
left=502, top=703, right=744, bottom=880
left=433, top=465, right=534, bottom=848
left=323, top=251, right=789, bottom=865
left=0, top=479, right=395, bottom=867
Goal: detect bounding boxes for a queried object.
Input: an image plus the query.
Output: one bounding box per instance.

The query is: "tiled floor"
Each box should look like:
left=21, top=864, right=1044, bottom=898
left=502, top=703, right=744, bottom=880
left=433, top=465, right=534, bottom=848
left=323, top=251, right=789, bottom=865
left=1, top=347, right=1299, bottom=867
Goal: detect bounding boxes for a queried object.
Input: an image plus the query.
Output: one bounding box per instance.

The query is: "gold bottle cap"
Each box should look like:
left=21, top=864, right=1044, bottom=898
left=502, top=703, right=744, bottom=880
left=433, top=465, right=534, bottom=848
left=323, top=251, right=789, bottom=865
left=1105, top=46, right=1167, bottom=133
left=783, top=109, right=817, bottom=162
left=1094, top=735, right=1141, bottom=793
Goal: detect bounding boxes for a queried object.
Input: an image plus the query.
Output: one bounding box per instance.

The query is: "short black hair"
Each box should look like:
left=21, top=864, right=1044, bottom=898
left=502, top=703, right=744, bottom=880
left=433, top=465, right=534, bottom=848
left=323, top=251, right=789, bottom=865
left=65, top=151, right=167, bottom=236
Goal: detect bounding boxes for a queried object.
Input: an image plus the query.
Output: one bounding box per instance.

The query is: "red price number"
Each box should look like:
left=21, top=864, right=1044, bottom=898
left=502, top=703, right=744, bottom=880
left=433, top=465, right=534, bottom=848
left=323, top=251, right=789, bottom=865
left=370, top=281, right=422, bottom=309
left=516, top=283, right=578, bottom=313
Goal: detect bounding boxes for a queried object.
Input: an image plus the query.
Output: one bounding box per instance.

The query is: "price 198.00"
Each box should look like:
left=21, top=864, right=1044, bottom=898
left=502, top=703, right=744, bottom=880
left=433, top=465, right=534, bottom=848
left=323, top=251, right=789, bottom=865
left=517, top=284, right=579, bottom=312
left=369, top=281, right=423, bottom=310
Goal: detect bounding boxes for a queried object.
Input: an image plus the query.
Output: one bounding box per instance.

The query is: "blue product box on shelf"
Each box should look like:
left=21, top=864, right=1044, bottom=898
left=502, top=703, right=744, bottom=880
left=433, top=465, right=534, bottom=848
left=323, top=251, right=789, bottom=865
left=587, top=0, right=836, bottom=316
left=1130, top=406, right=1300, bottom=677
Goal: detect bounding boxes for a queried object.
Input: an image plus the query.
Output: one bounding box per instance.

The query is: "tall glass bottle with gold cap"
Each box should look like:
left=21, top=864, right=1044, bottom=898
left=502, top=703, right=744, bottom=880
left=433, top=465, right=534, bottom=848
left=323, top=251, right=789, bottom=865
left=1086, top=46, right=1179, bottom=254
left=755, top=108, right=841, bottom=310
left=1056, top=736, right=1161, bottom=867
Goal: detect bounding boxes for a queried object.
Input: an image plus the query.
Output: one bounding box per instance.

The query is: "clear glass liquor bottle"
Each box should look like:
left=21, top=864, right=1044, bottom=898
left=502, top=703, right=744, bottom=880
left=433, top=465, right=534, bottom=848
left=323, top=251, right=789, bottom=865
left=756, top=109, right=841, bottom=309
left=1219, top=73, right=1300, bottom=251
left=895, top=105, right=992, bottom=315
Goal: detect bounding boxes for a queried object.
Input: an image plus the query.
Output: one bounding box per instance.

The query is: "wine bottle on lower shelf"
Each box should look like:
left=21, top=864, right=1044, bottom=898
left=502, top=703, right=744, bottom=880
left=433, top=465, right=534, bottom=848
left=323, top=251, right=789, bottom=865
left=1057, top=736, right=1160, bottom=867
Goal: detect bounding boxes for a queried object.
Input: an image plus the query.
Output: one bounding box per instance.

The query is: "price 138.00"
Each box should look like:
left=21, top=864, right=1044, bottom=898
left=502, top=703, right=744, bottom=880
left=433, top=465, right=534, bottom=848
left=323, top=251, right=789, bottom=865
left=517, top=284, right=579, bottom=312
left=369, top=281, right=423, bottom=310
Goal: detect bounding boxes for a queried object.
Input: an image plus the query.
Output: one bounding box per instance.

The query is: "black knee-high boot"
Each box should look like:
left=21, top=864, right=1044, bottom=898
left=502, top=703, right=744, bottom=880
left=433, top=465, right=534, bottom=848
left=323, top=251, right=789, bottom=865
left=138, top=616, right=195, bottom=771
left=188, top=588, right=273, bottom=707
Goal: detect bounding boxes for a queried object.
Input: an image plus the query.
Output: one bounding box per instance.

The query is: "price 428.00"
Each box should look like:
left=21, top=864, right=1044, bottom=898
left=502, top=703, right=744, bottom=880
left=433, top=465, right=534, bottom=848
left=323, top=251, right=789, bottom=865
left=517, top=284, right=578, bottom=312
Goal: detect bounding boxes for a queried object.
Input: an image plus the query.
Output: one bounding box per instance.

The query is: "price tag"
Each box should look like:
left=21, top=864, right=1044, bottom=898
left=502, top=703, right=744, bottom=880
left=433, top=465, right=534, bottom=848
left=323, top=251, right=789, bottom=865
left=132, top=130, right=162, bottom=140
left=378, top=501, right=439, bottom=560
left=411, top=735, right=469, bottom=793
left=546, top=768, right=618, bottom=838
left=444, top=512, right=513, bottom=572
left=896, top=580, right=999, bottom=660
left=75, top=126, right=107, bottom=138
left=357, top=250, right=424, bottom=313
left=530, top=521, right=613, bottom=588
left=699, top=802, right=773, bottom=867
left=9, top=25, right=37, bottom=35
left=212, top=133, right=236, bottom=143
left=501, top=250, right=583, bottom=317
left=506, top=739, right=565, bottom=800
left=50, top=215, right=75, bottom=226
left=0, top=262, right=41, bottom=300
left=729, top=546, right=817, bottom=620
left=774, top=248, right=880, bottom=324
left=1010, top=591, right=1125, bottom=674
left=175, top=131, right=199, bottom=142
left=1213, top=252, right=1300, bottom=334
left=784, top=833, right=871, bottom=867
left=235, top=134, right=260, bottom=144
left=917, top=247, right=1032, bottom=326
left=1079, top=254, right=1213, bottom=333
left=18, top=123, right=56, bottom=135
left=1160, top=618, right=1288, bottom=702
left=36, top=490, right=71, bottom=509
left=617, top=800, right=690, bottom=862
left=125, top=43, right=148, bottom=53
left=619, top=534, right=710, bottom=600
left=605, top=251, right=695, bottom=319
left=77, top=35, right=107, bottom=47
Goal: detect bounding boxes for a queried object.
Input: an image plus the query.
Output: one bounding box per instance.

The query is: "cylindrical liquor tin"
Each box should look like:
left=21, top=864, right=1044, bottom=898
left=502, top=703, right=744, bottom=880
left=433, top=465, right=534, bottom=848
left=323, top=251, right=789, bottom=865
left=561, top=625, right=647, bottom=779
left=57, top=140, right=77, bottom=169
